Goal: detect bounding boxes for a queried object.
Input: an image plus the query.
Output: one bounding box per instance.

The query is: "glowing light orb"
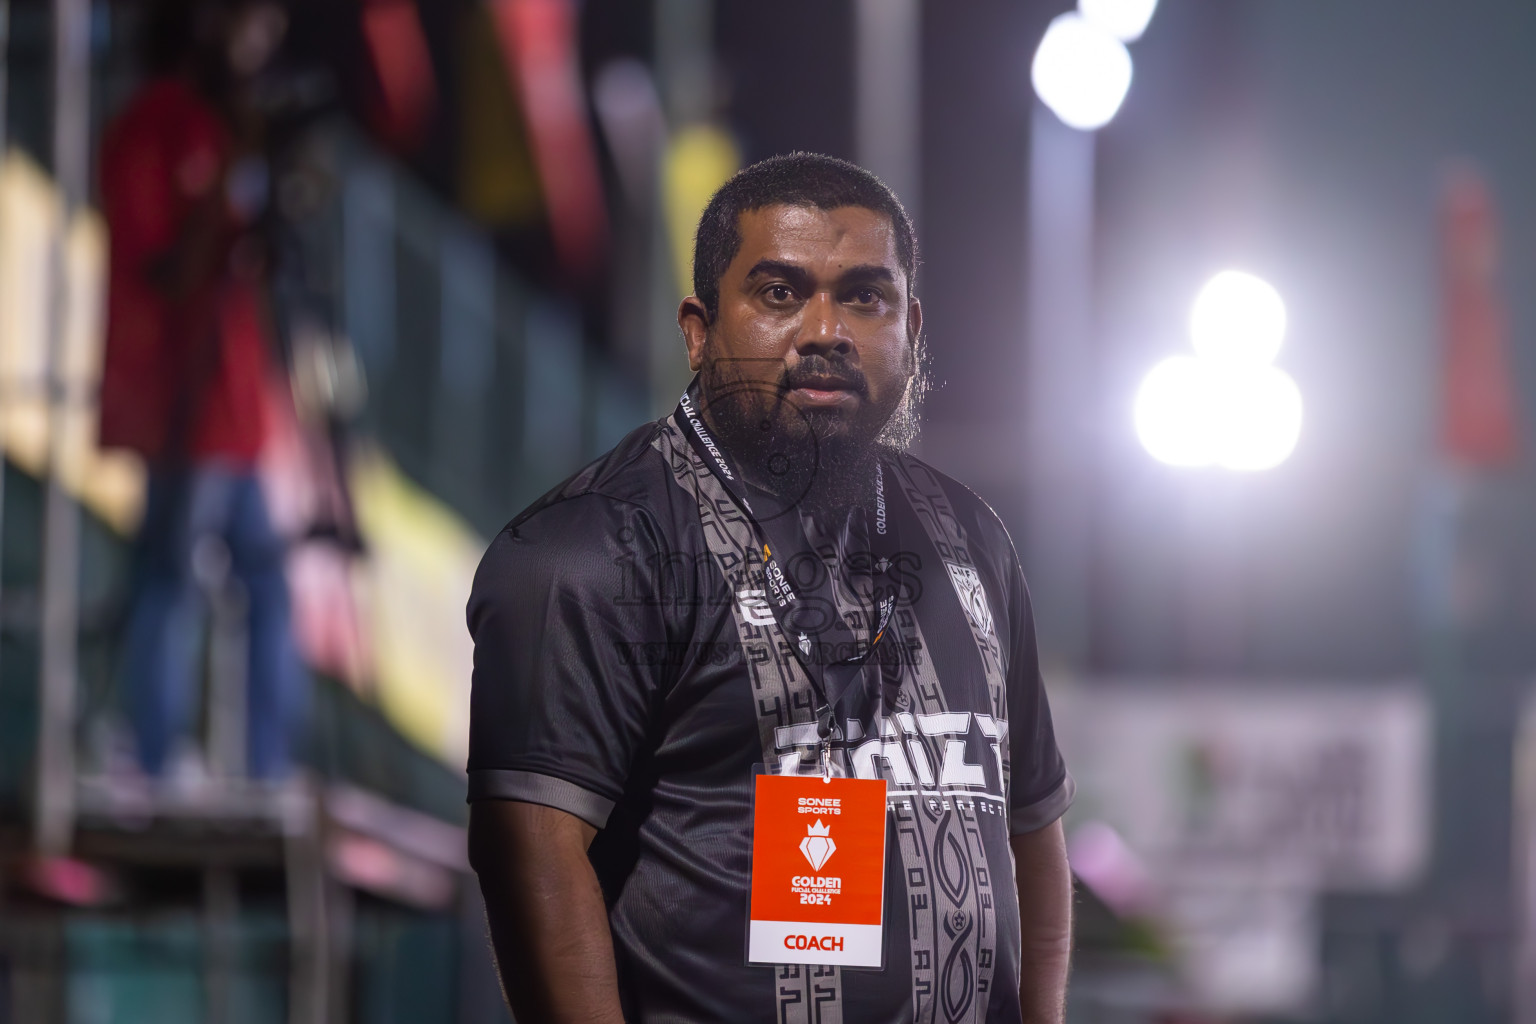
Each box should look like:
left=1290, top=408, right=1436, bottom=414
left=1135, top=356, right=1303, bottom=471
left=1078, top=0, right=1159, bottom=43
left=1135, top=356, right=1218, bottom=467
left=1209, top=364, right=1303, bottom=471
left=1031, top=13, right=1134, bottom=131
left=1189, top=269, right=1288, bottom=367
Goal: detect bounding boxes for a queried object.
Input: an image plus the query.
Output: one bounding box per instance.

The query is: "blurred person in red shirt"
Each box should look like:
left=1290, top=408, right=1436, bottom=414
left=99, top=0, right=304, bottom=782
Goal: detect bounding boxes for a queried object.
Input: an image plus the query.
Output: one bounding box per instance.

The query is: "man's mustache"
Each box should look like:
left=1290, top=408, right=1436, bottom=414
left=778, top=358, right=870, bottom=399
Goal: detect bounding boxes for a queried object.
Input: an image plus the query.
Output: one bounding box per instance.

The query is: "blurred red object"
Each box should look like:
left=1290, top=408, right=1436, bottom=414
left=1439, top=165, right=1520, bottom=466
left=361, top=0, right=438, bottom=151
left=490, top=0, right=609, bottom=279
left=19, top=856, right=115, bottom=906
left=97, top=79, right=269, bottom=462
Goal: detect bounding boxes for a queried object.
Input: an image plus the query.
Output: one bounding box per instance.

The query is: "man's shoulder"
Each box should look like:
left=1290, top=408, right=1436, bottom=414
left=893, top=451, right=1017, bottom=556
left=469, top=418, right=691, bottom=625
left=502, top=417, right=681, bottom=543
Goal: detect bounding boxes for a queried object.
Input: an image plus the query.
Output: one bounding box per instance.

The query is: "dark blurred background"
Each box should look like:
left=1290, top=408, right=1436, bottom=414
left=2, top=0, right=1535, bottom=1021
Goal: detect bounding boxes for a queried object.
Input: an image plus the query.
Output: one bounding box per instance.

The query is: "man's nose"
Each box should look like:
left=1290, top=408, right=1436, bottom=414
left=795, top=291, right=854, bottom=356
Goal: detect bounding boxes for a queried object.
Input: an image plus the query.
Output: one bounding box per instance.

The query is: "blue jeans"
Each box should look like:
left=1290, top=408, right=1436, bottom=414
left=123, top=464, right=306, bottom=779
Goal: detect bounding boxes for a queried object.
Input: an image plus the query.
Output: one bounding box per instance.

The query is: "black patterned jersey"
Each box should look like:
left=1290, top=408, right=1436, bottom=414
left=467, top=413, right=1074, bottom=1024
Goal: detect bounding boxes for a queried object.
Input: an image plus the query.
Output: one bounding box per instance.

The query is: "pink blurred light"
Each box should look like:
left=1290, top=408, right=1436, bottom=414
left=1068, top=820, right=1153, bottom=916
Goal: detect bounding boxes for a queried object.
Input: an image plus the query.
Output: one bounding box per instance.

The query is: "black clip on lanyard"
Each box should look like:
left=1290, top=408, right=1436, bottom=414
left=675, top=388, right=901, bottom=777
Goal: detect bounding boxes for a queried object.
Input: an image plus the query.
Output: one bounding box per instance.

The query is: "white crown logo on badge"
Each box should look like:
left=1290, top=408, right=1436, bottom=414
left=799, top=819, right=836, bottom=871
left=944, top=561, right=996, bottom=640
left=798, top=633, right=813, bottom=658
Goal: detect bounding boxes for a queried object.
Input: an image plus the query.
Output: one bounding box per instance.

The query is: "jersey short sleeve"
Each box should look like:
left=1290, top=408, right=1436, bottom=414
left=466, top=493, right=674, bottom=828
left=1002, top=548, right=1075, bottom=834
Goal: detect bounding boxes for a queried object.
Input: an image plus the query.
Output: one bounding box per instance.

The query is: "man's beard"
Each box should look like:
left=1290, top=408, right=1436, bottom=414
left=698, top=352, right=922, bottom=521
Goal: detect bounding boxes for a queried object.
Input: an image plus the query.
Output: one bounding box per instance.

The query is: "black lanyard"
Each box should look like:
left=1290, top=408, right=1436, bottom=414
left=675, top=386, right=901, bottom=753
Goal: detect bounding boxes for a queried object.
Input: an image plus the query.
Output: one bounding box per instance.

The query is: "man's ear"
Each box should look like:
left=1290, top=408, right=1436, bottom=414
left=679, top=296, right=711, bottom=372
left=906, top=295, right=923, bottom=363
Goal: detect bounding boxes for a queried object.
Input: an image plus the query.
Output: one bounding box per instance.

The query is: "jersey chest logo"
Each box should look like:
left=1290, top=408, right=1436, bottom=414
left=944, top=561, right=996, bottom=640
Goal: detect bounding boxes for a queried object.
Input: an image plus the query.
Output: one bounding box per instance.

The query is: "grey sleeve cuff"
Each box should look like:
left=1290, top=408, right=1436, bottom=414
left=1009, top=770, right=1076, bottom=835
left=466, top=769, right=616, bottom=830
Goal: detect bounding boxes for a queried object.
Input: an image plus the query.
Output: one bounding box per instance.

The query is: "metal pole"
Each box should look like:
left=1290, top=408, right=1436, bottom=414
left=286, top=809, right=330, bottom=1024
left=34, top=0, right=90, bottom=856
left=204, top=866, right=239, bottom=1024
left=0, top=0, right=9, bottom=154
left=654, top=0, right=711, bottom=129
left=648, top=0, right=711, bottom=416
left=199, top=538, right=249, bottom=780
left=854, top=0, right=922, bottom=229
left=1023, top=99, right=1095, bottom=669
left=0, top=0, right=11, bottom=705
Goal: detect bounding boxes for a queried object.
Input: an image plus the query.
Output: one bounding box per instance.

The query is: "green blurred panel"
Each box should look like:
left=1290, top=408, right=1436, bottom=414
left=307, top=674, right=467, bottom=827
left=0, top=633, right=39, bottom=820
left=0, top=458, right=132, bottom=819
left=0, top=462, right=44, bottom=819
left=64, top=912, right=287, bottom=1024
left=1, top=462, right=45, bottom=588
left=354, top=901, right=459, bottom=1024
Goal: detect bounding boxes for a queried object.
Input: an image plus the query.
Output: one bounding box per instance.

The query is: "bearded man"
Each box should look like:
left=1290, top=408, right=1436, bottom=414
left=467, top=153, right=1075, bottom=1024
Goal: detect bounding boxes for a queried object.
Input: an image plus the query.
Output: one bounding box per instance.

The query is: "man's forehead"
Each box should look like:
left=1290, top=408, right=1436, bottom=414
left=732, top=203, right=900, bottom=272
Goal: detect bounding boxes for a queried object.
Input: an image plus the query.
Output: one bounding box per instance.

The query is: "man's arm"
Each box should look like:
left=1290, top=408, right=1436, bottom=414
left=1012, top=818, right=1073, bottom=1024
left=469, top=800, right=625, bottom=1023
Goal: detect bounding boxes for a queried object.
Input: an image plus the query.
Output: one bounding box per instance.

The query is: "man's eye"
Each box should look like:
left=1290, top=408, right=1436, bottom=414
left=766, top=285, right=794, bottom=302
left=851, top=287, right=881, bottom=305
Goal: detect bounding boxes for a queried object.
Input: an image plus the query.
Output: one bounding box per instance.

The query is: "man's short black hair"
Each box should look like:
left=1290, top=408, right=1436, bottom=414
left=692, top=152, right=918, bottom=320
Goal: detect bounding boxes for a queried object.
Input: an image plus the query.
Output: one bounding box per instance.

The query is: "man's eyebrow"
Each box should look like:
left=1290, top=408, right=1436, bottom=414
left=741, top=260, right=899, bottom=288
left=742, top=259, right=814, bottom=289
left=837, top=264, right=898, bottom=286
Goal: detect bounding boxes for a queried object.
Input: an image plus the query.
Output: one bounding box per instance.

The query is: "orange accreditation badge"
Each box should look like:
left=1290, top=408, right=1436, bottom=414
left=747, top=773, right=888, bottom=968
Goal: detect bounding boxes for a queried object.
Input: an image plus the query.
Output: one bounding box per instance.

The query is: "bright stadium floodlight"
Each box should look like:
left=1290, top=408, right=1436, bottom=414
left=1078, top=0, right=1159, bottom=43
left=1189, top=269, right=1288, bottom=367
left=1136, top=273, right=1303, bottom=471
left=1031, top=12, right=1133, bottom=131
left=1135, top=356, right=1218, bottom=467
left=1210, top=364, right=1303, bottom=471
